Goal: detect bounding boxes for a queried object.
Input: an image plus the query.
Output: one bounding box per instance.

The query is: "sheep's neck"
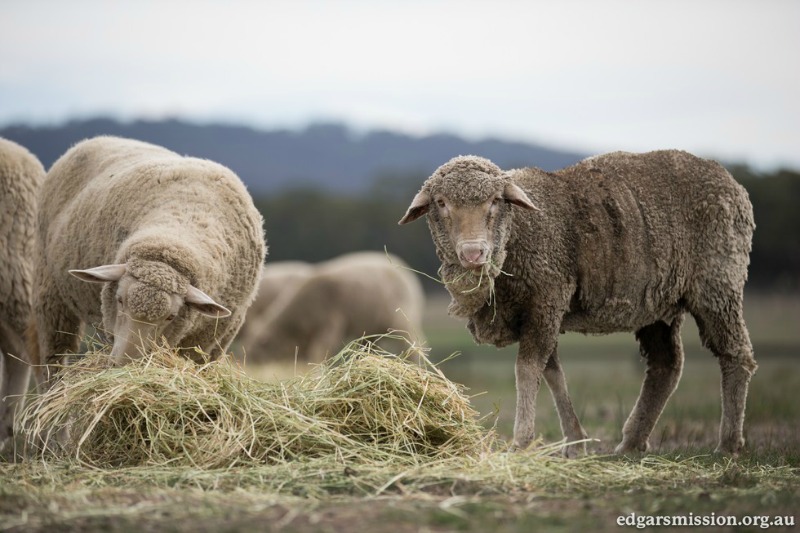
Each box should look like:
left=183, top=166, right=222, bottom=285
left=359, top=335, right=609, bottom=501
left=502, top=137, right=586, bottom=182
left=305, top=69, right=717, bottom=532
left=440, top=262, right=498, bottom=318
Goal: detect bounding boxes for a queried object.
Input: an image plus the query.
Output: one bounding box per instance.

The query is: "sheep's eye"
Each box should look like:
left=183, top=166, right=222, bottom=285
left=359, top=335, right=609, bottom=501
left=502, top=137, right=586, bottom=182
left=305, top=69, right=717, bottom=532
left=165, top=314, right=176, bottom=322
left=436, top=199, right=446, bottom=209
left=492, top=197, right=502, bottom=206
left=116, top=296, right=123, bottom=305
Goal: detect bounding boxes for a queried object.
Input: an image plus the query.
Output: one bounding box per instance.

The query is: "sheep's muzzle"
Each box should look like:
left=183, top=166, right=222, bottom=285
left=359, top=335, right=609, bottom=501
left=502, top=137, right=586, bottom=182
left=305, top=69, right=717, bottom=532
left=457, top=240, right=490, bottom=269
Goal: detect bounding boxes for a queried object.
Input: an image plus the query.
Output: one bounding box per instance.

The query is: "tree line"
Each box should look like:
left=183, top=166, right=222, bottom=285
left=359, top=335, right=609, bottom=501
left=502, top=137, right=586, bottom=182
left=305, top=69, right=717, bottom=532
left=254, top=167, right=799, bottom=292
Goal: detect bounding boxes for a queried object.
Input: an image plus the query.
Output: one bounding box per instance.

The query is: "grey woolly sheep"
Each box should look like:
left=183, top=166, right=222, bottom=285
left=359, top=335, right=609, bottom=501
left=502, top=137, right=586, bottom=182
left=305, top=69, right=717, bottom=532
left=0, top=138, right=45, bottom=448
left=242, top=252, right=425, bottom=363
left=400, top=151, right=756, bottom=456
left=32, top=136, right=265, bottom=380
left=236, top=261, right=314, bottom=351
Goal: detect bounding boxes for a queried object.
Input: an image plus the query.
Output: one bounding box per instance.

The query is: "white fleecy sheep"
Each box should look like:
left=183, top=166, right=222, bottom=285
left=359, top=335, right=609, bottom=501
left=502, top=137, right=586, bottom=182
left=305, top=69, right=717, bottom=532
left=240, top=252, right=426, bottom=363
left=400, top=151, right=756, bottom=456
left=0, top=138, right=45, bottom=448
left=31, top=136, right=266, bottom=383
left=235, top=261, right=314, bottom=349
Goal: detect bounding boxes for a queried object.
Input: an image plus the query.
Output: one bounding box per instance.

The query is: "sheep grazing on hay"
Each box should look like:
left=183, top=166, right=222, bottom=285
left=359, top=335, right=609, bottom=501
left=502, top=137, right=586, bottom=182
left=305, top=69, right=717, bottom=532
left=31, top=136, right=266, bottom=384
left=240, top=252, right=426, bottom=364
left=400, top=151, right=756, bottom=456
left=0, top=138, right=45, bottom=449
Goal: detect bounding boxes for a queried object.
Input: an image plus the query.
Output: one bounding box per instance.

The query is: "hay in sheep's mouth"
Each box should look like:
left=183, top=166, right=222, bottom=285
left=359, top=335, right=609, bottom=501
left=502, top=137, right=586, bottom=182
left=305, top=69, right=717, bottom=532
left=18, top=337, right=492, bottom=469
left=384, top=246, right=507, bottom=311
left=437, top=258, right=513, bottom=320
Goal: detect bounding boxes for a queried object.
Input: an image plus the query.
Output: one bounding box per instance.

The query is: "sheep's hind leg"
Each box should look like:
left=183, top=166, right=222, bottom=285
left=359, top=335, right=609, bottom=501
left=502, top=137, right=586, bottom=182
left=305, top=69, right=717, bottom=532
left=0, top=327, right=32, bottom=448
left=691, top=302, right=756, bottom=455
left=543, top=350, right=588, bottom=457
left=615, top=315, right=684, bottom=454
left=33, top=290, right=81, bottom=391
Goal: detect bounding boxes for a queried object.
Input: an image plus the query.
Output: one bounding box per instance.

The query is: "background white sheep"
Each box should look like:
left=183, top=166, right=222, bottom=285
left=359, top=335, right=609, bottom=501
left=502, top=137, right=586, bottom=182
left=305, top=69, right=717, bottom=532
left=239, top=252, right=425, bottom=364
left=235, top=261, right=314, bottom=349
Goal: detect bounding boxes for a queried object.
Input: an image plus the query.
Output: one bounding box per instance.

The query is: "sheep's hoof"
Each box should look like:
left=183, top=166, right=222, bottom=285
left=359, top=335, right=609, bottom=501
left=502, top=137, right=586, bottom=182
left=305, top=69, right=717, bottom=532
left=714, top=437, right=744, bottom=457
left=614, top=439, right=649, bottom=455
left=512, top=435, right=536, bottom=452
left=0, top=423, right=12, bottom=449
left=562, top=441, right=586, bottom=458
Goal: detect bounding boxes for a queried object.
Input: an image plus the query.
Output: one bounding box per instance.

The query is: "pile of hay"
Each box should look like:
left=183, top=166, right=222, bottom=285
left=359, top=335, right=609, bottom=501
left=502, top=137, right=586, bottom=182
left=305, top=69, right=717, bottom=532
left=19, top=339, right=492, bottom=469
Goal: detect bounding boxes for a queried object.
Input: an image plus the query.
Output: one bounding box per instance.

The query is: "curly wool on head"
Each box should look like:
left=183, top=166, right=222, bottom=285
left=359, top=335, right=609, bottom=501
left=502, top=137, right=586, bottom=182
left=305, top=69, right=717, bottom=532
left=127, top=283, right=171, bottom=322
left=126, top=258, right=189, bottom=295
left=125, top=239, right=198, bottom=287
left=422, top=155, right=505, bottom=204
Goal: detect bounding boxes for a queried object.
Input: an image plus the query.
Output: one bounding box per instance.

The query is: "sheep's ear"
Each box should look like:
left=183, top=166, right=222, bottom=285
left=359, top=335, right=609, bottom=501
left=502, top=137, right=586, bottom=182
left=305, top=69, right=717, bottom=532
left=185, top=285, right=232, bottom=318
left=398, top=190, right=431, bottom=224
left=69, top=264, right=127, bottom=283
left=503, top=183, right=539, bottom=211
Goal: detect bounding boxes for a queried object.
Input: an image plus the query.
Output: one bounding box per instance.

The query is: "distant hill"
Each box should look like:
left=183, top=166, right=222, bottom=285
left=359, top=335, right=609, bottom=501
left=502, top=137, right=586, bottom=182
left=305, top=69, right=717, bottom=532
left=0, top=118, right=586, bottom=194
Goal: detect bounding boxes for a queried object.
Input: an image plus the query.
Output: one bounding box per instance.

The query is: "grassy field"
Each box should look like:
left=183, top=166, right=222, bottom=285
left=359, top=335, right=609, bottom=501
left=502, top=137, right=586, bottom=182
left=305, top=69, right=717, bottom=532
left=1, top=291, right=797, bottom=532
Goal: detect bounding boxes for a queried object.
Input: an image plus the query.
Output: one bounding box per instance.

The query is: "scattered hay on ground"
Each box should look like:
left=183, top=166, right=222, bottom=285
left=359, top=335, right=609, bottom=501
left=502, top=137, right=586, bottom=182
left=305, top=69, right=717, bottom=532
left=18, top=337, right=491, bottom=469
left=4, top=337, right=797, bottom=533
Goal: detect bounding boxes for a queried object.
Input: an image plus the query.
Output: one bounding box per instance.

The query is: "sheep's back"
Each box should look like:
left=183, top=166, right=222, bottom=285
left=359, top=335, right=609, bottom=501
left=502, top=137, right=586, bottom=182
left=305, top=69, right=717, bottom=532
left=507, top=150, right=752, bottom=334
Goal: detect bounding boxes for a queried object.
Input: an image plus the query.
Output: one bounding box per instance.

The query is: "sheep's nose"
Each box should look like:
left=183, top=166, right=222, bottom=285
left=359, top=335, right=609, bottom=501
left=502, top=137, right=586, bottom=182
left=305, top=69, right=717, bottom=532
left=458, top=241, right=489, bottom=268
left=463, top=248, right=483, bottom=263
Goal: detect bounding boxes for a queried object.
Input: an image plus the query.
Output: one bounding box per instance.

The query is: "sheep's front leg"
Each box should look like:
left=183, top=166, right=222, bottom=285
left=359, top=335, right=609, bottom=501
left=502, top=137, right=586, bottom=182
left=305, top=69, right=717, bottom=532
left=543, top=350, right=588, bottom=457
left=203, top=314, right=247, bottom=361
left=33, top=281, right=81, bottom=390
left=514, top=333, right=557, bottom=450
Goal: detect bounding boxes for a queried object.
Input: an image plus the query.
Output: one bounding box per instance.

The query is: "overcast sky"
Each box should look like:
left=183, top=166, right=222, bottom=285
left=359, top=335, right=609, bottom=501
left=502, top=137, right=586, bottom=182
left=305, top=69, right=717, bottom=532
left=2, top=0, right=798, bottom=169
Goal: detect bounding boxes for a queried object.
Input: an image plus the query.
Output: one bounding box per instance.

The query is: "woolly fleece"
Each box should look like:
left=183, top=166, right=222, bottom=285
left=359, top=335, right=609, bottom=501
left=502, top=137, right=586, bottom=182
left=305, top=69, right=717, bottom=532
left=33, top=136, right=266, bottom=368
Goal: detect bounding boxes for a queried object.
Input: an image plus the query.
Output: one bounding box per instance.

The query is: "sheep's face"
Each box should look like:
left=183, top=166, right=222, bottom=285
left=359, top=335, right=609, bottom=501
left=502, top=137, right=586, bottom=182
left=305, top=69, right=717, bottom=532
left=431, top=192, right=507, bottom=270
left=399, top=156, right=538, bottom=272
left=70, top=263, right=231, bottom=363
left=106, top=276, right=181, bottom=360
